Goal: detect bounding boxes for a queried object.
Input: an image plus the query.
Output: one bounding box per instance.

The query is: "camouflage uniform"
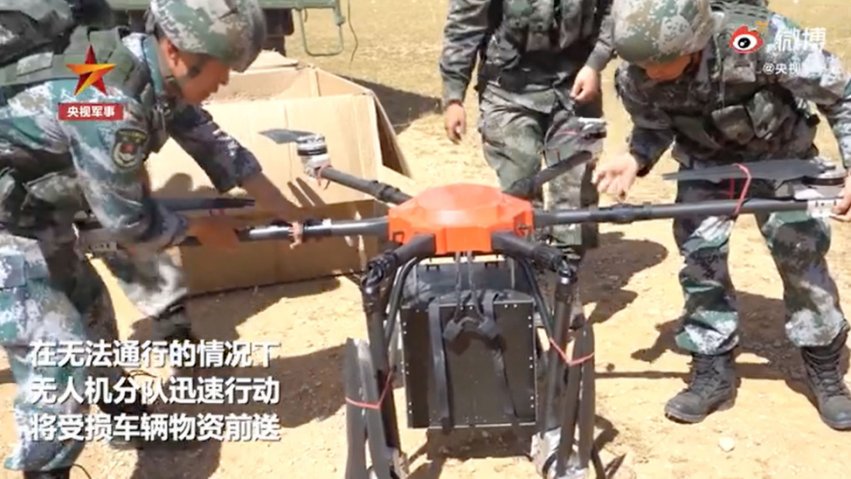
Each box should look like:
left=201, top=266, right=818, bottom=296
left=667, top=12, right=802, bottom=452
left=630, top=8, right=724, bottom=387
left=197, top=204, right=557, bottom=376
left=439, top=0, right=615, bottom=253
left=612, top=0, right=851, bottom=429
left=0, top=0, right=267, bottom=476
left=99, top=249, right=192, bottom=341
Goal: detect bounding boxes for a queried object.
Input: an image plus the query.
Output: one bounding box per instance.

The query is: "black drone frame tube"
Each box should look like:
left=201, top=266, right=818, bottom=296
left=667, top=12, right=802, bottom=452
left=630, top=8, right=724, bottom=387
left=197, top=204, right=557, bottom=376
left=490, top=230, right=562, bottom=271
left=535, top=198, right=829, bottom=226
left=320, top=167, right=413, bottom=205
left=383, top=257, right=424, bottom=344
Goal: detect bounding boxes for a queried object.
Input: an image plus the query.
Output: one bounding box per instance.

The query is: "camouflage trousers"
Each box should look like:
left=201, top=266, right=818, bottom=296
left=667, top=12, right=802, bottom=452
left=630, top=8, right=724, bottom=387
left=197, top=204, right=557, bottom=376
left=477, top=83, right=601, bottom=251
left=99, top=249, right=192, bottom=341
left=673, top=175, right=848, bottom=355
left=0, top=226, right=126, bottom=472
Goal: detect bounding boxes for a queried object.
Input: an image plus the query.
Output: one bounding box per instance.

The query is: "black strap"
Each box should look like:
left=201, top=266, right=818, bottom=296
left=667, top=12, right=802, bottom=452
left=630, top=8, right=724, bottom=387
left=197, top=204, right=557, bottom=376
left=442, top=290, right=500, bottom=342
left=481, top=291, right=519, bottom=422
left=440, top=290, right=520, bottom=425
left=428, top=299, right=452, bottom=432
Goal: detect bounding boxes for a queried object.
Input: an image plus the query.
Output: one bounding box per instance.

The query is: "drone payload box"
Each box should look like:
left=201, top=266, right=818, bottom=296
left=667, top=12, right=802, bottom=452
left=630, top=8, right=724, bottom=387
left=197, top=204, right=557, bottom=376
left=96, top=51, right=417, bottom=295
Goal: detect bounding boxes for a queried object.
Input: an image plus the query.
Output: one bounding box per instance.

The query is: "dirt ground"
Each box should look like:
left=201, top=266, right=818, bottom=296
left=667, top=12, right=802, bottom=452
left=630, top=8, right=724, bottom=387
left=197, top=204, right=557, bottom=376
left=2, top=0, right=851, bottom=478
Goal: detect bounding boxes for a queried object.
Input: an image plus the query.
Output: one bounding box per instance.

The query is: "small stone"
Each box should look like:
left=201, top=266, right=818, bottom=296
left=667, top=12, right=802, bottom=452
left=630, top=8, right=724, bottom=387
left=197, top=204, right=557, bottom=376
left=718, top=436, right=735, bottom=452
left=773, top=340, right=783, bottom=348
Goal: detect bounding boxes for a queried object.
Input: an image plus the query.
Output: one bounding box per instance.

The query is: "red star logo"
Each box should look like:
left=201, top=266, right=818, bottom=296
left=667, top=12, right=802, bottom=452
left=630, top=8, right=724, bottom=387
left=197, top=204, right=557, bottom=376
left=66, top=46, right=115, bottom=96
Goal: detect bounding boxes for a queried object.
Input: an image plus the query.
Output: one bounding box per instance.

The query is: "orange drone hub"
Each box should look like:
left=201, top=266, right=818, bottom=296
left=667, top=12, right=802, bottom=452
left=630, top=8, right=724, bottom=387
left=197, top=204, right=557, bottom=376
left=387, top=183, right=535, bottom=255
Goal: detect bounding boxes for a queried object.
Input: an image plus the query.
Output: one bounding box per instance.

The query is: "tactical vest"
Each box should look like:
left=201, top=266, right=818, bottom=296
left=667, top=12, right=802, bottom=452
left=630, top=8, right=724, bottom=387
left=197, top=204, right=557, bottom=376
left=666, top=1, right=819, bottom=160
left=0, top=24, right=162, bottom=230
left=479, top=0, right=610, bottom=90
left=0, top=0, right=77, bottom=67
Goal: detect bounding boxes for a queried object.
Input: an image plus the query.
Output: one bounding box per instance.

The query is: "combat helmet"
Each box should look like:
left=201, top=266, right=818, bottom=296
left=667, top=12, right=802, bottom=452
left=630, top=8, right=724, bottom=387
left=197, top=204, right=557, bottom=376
left=148, top=0, right=266, bottom=73
left=612, top=0, right=722, bottom=64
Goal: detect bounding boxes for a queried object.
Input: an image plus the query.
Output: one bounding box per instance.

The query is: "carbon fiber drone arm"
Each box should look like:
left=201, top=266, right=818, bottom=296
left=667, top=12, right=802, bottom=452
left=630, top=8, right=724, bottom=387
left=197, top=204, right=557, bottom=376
left=534, top=195, right=841, bottom=227
left=537, top=157, right=845, bottom=227
left=260, top=129, right=413, bottom=205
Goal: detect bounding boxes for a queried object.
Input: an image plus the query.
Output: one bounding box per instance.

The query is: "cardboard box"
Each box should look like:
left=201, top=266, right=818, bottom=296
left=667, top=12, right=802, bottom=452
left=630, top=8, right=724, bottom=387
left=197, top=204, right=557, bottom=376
left=137, top=52, right=419, bottom=295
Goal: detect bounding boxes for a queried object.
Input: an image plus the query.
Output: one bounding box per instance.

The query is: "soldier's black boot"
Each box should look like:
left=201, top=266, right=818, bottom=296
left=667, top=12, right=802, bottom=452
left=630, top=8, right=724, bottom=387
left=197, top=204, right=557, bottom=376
left=152, top=303, right=200, bottom=378
left=664, top=351, right=737, bottom=423
left=23, top=467, right=70, bottom=479
left=801, top=325, right=851, bottom=431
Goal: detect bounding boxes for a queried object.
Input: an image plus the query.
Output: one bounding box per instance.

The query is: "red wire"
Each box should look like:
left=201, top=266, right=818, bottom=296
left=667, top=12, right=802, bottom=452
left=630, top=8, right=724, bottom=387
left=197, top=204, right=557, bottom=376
left=315, top=164, right=331, bottom=190
left=345, top=369, right=394, bottom=410
left=549, top=337, right=594, bottom=366
left=730, top=163, right=753, bottom=217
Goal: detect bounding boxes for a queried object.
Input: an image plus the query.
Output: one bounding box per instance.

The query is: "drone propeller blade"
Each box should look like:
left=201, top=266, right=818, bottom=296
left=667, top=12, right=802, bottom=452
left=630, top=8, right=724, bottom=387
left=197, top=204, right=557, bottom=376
left=661, top=159, right=827, bottom=183
left=505, top=151, right=594, bottom=200
left=160, top=197, right=255, bottom=211
left=537, top=150, right=595, bottom=185
left=259, top=128, right=319, bottom=144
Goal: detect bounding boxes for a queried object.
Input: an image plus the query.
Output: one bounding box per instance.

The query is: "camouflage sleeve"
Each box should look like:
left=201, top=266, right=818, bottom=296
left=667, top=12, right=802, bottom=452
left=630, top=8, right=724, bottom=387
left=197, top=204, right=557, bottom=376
left=166, top=104, right=263, bottom=192
left=439, top=0, right=492, bottom=108
left=615, top=65, right=675, bottom=176
left=585, top=0, right=615, bottom=71
left=59, top=98, right=189, bottom=253
left=760, top=17, right=851, bottom=169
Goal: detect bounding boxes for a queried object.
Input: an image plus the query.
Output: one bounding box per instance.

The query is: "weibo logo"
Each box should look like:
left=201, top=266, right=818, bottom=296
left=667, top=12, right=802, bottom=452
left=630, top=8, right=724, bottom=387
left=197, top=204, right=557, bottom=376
left=729, top=25, right=764, bottom=54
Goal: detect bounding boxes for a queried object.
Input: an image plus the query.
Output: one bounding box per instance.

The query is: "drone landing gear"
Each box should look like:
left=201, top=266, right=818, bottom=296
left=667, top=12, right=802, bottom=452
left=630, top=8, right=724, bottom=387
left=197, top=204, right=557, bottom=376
left=534, top=270, right=605, bottom=478
left=494, top=234, right=606, bottom=479
left=344, top=338, right=407, bottom=479
left=344, top=236, right=435, bottom=479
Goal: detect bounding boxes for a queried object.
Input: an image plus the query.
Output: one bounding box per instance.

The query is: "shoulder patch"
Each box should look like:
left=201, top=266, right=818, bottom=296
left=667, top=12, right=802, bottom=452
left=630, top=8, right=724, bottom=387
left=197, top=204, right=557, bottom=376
left=112, top=128, right=148, bottom=170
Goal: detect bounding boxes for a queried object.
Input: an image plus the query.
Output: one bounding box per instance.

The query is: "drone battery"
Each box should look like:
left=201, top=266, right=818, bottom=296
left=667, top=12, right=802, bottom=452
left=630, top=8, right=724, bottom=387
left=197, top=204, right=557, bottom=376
left=399, top=258, right=538, bottom=430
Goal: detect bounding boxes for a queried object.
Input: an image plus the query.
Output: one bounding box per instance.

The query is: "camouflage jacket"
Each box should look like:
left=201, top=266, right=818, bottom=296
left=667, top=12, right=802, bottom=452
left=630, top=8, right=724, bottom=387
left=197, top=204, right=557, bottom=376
left=616, top=8, right=851, bottom=174
left=439, top=0, right=615, bottom=108
left=0, top=28, right=261, bottom=254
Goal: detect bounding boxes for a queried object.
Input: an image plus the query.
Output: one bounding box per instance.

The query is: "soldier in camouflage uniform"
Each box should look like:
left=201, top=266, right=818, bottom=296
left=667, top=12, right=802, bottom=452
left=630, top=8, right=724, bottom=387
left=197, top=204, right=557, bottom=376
left=0, top=0, right=306, bottom=477
left=439, top=0, right=615, bottom=261
left=103, top=3, right=302, bottom=352
left=594, top=0, right=851, bottom=430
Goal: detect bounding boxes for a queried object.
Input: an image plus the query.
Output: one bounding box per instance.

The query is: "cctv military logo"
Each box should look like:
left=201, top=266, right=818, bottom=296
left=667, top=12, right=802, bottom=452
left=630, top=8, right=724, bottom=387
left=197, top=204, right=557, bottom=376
left=66, top=45, right=115, bottom=95
left=58, top=45, right=124, bottom=121
left=730, top=25, right=765, bottom=54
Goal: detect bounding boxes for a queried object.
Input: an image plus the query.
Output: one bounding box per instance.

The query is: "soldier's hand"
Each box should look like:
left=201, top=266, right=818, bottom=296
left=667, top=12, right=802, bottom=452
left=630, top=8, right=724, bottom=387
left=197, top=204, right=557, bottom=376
left=831, top=172, right=851, bottom=221
left=570, top=66, right=600, bottom=103
left=444, top=102, right=466, bottom=143
left=188, top=216, right=241, bottom=251
left=592, top=154, right=640, bottom=200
